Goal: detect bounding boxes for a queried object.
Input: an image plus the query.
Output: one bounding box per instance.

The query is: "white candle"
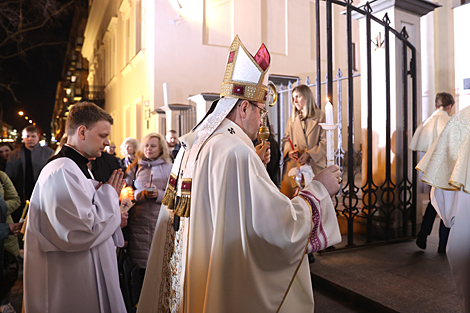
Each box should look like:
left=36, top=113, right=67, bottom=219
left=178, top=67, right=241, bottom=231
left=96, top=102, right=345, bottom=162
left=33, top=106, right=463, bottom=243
left=325, top=99, right=334, bottom=166
left=163, top=82, right=170, bottom=106
left=325, top=100, right=334, bottom=125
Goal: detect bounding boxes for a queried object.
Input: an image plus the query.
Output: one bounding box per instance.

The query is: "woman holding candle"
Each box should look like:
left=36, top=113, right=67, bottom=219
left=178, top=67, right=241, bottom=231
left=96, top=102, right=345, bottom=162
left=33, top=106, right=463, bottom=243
left=281, top=84, right=327, bottom=198
left=124, top=132, right=172, bottom=299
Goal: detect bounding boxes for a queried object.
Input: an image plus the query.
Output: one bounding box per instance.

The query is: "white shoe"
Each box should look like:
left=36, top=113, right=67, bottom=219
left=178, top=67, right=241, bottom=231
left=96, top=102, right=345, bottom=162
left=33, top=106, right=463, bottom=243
left=1, top=303, right=17, bottom=313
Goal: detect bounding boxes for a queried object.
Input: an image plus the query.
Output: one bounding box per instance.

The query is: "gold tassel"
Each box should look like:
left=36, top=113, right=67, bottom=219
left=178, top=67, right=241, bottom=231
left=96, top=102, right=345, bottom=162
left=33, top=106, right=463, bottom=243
left=162, top=187, right=175, bottom=210
left=162, top=173, right=178, bottom=210
left=175, top=194, right=191, bottom=218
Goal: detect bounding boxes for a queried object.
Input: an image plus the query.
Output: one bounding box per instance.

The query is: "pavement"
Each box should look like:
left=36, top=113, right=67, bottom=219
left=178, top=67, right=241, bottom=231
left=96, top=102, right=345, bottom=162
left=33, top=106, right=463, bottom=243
left=8, top=219, right=459, bottom=313
left=312, top=218, right=460, bottom=313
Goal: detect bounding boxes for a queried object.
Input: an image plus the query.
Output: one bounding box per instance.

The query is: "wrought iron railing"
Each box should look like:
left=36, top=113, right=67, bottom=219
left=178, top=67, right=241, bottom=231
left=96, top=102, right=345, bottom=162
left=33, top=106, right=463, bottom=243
left=175, top=106, right=197, bottom=136
left=274, top=0, right=418, bottom=248
left=82, top=85, right=105, bottom=103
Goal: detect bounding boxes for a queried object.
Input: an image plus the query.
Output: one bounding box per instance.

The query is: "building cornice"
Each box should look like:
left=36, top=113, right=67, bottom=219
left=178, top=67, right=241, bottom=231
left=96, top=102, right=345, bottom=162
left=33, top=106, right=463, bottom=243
left=353, top=0, right=441, bottom=19
left=103, top=16, right=118, bottom=42
left=119, top=0, right=132, bottom=14
left=82, top=0, right=111, bottom=61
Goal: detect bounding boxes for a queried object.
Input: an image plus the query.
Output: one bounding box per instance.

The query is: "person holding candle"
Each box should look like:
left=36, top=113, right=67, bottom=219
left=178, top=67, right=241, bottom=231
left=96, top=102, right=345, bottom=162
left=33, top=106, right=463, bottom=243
left=281, top=84, right=327, bottom=199
left=124, top=132, right=172, bottom=301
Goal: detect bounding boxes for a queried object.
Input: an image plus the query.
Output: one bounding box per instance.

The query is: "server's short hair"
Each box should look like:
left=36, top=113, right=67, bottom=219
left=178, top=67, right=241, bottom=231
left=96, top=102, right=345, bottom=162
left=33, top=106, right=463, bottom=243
left=66, top=102, right=113, bottom=135
left=435, top=92, right=455, bottom=109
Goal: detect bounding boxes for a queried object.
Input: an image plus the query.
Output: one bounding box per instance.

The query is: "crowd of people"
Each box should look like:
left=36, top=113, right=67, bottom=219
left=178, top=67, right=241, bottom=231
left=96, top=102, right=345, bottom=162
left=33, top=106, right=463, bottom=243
left=0, top=34, right=465, bottom=313
left=0, top=120, right=187, bottom=312
left=0, top=35, right=337, bottom=313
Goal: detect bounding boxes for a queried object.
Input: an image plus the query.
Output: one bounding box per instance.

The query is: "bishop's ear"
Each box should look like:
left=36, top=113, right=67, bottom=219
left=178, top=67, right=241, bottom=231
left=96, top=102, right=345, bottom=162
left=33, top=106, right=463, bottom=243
left=239, top=100, right=250, bottom=119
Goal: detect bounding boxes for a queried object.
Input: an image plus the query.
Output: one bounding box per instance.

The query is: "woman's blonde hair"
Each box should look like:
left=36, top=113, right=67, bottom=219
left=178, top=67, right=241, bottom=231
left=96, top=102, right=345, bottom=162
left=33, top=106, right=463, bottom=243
left=134, top=133, right=171, bottom=164
left=120, top=137, right=139, bottom=157
left=290, top=84, right=318, bottom=121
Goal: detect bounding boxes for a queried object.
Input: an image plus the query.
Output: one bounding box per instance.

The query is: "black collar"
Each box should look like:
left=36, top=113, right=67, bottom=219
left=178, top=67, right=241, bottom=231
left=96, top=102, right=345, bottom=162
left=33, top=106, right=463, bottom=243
left=48, top=145, right=91, bottom=179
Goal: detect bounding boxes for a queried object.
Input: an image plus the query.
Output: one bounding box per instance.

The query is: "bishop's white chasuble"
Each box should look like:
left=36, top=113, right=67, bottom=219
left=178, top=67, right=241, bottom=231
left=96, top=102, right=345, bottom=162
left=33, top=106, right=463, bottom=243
left=137, top=119, right=341, bottom=313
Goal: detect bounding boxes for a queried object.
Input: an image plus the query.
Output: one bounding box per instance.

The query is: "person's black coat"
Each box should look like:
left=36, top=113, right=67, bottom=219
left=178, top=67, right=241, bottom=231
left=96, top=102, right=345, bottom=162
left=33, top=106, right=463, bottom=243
left=91, top=152, right=122, bottom=183
left=170, top=144, right=181, bottom=160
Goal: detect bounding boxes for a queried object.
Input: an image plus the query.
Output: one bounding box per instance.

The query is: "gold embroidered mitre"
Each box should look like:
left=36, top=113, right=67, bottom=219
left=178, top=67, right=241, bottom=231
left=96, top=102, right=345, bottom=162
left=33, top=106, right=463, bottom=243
left=163, top=36, right=274, bottom=218
left=220, top=35, right=271, bottom=103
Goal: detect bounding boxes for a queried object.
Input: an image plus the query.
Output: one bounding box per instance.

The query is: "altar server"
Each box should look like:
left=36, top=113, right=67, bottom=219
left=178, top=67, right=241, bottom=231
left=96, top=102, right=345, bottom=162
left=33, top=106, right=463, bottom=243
left=410, top=92, right=454, bottom=252
left=24, top=102, right=127, bottom=313
left=417, top=105, right=470, bottom=312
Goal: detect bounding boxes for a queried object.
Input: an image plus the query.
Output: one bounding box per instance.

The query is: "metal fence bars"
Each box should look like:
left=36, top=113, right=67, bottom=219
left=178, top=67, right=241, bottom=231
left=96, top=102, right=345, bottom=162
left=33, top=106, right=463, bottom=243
left=274, top=0, right=417, bottom=248
left=325, top=0, right=417, bottom=247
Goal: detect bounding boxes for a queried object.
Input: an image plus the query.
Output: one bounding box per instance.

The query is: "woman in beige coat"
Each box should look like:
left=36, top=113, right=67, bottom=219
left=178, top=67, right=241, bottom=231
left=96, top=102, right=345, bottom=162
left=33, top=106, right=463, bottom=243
left=280, top=84, right=327, bottom=198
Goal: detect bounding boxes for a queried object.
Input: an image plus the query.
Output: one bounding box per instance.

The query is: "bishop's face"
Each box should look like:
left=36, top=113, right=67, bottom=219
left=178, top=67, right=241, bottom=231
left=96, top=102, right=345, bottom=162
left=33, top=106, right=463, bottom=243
left=82, top=120, right=111, bottom=159
left=242, top=101, right=266, bottom=140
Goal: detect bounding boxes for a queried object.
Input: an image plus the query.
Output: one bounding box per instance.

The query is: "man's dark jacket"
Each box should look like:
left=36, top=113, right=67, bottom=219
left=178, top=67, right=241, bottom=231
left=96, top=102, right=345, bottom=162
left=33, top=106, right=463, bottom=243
left=5, top=144, right=54, bottom=218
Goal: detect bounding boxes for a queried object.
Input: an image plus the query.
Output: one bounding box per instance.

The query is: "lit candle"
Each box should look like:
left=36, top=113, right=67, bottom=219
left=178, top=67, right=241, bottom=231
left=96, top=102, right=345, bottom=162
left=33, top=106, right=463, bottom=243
left=325, top=98, right=334, bottom=166
left=20, top=200, right=29, bottom=222
left=325, top=98, right=334, bottom=125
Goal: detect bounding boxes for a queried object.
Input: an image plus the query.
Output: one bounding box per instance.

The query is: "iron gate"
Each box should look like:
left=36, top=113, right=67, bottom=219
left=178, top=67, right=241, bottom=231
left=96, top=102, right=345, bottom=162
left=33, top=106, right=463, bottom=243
left=273, top=0, right=418, bottom=248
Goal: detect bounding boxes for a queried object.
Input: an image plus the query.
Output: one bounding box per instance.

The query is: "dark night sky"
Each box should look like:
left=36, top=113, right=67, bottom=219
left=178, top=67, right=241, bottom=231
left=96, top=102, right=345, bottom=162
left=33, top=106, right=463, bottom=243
left=1, top=2, right=75, bottom=140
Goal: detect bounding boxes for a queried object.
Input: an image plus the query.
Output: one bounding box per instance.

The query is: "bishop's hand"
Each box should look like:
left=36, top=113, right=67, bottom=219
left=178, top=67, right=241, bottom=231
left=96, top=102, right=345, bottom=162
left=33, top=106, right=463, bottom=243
left=313, top=165, right=341, bottom=197
left=256, top=141, right=271, bottom=165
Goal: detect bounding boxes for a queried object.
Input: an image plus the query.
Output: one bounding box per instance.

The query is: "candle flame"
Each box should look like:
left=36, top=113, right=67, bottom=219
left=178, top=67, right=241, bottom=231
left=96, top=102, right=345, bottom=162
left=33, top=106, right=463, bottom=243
left=120, top=186, right=135, bottom=202
left=21, top=200, right=30, bottom=220
left=326, top=97, right=329, bottom=102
